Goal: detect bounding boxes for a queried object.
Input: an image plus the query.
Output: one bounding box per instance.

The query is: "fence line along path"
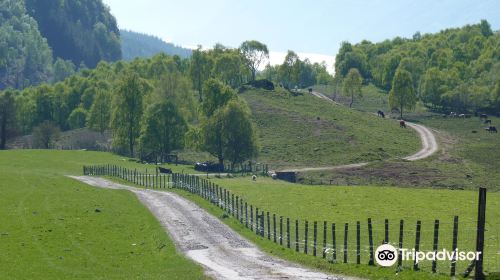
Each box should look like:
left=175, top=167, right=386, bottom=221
left=81, top=165, right=494, bottom=279
left=71, top=175, right=356, bottom=280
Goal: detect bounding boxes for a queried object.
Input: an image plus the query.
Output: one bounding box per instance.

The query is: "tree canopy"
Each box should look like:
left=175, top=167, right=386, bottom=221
left=335, top=20, right=500, bottom=113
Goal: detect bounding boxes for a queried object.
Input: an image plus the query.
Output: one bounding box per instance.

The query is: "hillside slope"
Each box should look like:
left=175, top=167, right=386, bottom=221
left=121, top=30, right=192, bottom=60
left=241, top=89, right=420, bottom=169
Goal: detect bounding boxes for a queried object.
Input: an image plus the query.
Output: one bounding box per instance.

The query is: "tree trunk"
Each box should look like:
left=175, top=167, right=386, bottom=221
left=400, top=104, right=404, bottom=119
left=350, top=93, right=354, bottom=108
left=129, top=125, right=134, bottom=157
left=251, top=69, right=256, bottom=81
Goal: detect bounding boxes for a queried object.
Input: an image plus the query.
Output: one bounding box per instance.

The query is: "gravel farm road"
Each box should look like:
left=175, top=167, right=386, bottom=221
left=71, top=176, right=362, bottom=280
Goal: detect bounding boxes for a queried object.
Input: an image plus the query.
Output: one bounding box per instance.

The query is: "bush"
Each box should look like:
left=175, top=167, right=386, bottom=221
left=245, top=79, right=275, bottom=90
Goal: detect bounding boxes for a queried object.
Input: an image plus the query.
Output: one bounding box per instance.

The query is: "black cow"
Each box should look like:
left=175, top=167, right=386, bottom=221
left=158, top=167, right=172, bottom=174
left=400, top=120, right=406, bottom=128
left=377, top=110, right=385, bottom=118
left=485, top=119, right=492, bottom=125
left=486, top=126, right=498, bottom=133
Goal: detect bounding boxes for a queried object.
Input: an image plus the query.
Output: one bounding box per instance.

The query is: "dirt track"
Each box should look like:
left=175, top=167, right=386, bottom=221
left=279, top=92, right=439, bottom=173
left=70, top=176, right=360, bottom=280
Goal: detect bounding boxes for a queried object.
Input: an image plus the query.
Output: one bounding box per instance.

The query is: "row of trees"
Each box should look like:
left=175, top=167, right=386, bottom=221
left=0, top=47, right=260, bottom=168
left=261, top=50, right=333, bottom=89
left=334, top=20, right=500, bottom=113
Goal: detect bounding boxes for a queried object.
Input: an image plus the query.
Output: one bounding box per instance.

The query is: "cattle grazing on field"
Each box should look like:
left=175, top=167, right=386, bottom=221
left=485, top=119, right=492, bottom=125
left=377, top=110, right=385, bottom=118
left=485, top=126, right=498, bottom=133
left=158, top=167, right=172, bottom=174
left=252, top=175, right=257, bottom=181
left=400, top=120, right=406, bottom=128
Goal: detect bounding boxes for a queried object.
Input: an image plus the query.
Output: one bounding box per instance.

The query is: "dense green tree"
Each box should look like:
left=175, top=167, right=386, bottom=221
left=214, top=51, right=245, bottom=88
left=68, top=107, right=87, bottom=129
left=240, top=40, right=269, bottom=81
left=154, top=72, right=196, bottom=122
left=278, top=50, right=300, bottom=88
left=420, top=67, right=445, bottom=107
left=52, top=58, right=76, bottom=83
left=0, top=90, right=16, bottom=149
left=201, top=99, right=257, bottom=169
left=343, top=68, right=363, bottom=108
left=139, top=101, right=187, bottom=162
left=217, top=100, right=258, bottom=167
left=87, top=89, right=111, bottom=134
left=201, top=79, right=235, bottom=117
left=110, top=72, right=151, bottom=156
left=389, top=69, right=416, bottom=119
left=189, top=46, right=213, bottom=101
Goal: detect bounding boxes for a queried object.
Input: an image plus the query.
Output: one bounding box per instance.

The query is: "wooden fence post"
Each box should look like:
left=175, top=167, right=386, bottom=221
left=368, top=218, right=374, bottom=265
left=475, top=187, right=486, bottom=280
left=250, top=205, right=253, bottom=231
left=273, top=214, right=277, bottom=243
left=450, top=216, right=459, bottom=276
left=280, top=216, right=283, bottom=245
left=267, top=212, right=271, bottom=240
left=413, top=220, right=421, bottom=271
left=356, top=221, right=361, bottom=264
left=286, top=218, right=290, bottom=249
left=255, top=207, right=259, bottom=234
left=261, top=211, right=265, bottom=237
left=432, top=219, right=439, bottom=273
left=323, top=221, right=327, bottom=259
left=236, top=196, right=239, bottom=220
left=245, top=202, right=248, bottom=228
left=313, top=221, right=317, bottom=257
left=344, top=223, right=348, bottom=263
left=385, top=218, right=389, bottom=244
left=304, top=220, right=309, bottom=254
left=295, top=220, right=299, bottom=252
left=332, top=223, right=337, bottom=262
left=398, top=220, right=404, bottom=270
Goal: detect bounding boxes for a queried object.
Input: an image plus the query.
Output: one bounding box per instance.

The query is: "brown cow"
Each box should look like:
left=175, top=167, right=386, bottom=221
left=400, top=120, right=406, bottom=128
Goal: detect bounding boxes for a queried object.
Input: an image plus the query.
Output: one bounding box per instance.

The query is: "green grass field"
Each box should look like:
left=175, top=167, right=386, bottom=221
left=0, top=150, right=207, bottom=279
left=240, top=89, right=420, bottom=169
left=204, top=176, right=500, bottom=277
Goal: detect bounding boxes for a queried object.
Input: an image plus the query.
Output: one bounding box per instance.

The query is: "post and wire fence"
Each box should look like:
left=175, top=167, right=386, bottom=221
left=83, top=165, right=497, bottom=279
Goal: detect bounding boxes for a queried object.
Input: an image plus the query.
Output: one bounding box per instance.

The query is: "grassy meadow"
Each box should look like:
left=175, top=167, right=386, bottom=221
left=0, top=150, right=207, bottom=279
left=241, top=89, right=420, bottom=169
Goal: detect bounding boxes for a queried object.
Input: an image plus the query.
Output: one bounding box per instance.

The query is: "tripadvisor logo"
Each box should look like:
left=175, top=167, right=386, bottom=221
left=374, top=244, right=482, bottom=267
left=375, top=244, right=398, bottom=267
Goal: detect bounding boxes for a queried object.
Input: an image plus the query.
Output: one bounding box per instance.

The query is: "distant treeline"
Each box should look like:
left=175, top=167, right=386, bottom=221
left=261, top=51, right=333, bottom=89
left=334, top=20, right=500, bottom=114
left=121, top=30, right=192, bottom=60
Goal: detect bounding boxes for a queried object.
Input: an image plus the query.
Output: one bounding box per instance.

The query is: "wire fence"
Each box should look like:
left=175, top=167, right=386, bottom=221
left=83, top=165, right=498, bottom=278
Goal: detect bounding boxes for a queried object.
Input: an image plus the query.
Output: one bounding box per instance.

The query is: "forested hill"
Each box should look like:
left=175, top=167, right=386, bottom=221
left=25, top=0, right=121, bottom=68
left=0, top=0, right=121, bottom=90
left=121, top=30, right=192, bottom=60
left=334, top=20, right=500, bottom=113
